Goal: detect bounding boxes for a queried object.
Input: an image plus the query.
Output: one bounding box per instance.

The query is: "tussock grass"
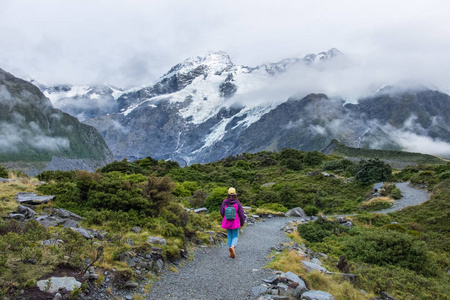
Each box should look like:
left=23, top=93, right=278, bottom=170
left=266, top=249, right=374, bottom=299
left=359, top=196, right=392, bottom=211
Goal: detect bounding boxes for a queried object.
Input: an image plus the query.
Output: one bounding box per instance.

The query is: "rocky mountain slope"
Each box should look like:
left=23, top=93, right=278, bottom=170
left=36, top=50, right=450, bottom=164
left=0, top=68, right=114, bottom=173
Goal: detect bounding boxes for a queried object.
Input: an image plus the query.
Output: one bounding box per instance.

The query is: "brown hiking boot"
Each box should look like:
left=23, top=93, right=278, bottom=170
left=229, top=246, right=235, bottom=259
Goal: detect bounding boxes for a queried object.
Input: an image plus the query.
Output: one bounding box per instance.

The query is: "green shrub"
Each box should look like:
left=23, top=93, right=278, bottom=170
left=254, top=190, right=281, bottom=206
left=0, top=164, right=9, bottom=178
left=259, top=203, right=288, bottom=213
left=36, top=170, right=76, bottom=182
left=303, top=205, right=319, bottom=216
left=298, top=217, right=349, bottom=243
left=205, top=187, right=228, bottom=212
left=355, top=158, right=392, bottom=184
left=359, top=198, right=392, bottom=211
left=341, top=229, right=438, bottom=276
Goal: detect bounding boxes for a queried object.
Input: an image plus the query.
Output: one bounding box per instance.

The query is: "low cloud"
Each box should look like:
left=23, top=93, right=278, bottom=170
left=0, top=122, right=70, bottom=153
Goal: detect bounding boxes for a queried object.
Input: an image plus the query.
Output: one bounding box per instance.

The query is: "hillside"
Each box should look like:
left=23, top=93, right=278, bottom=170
left=323, top=139, right=444, bottom=166
left=0, top=68, right=114, bottom=173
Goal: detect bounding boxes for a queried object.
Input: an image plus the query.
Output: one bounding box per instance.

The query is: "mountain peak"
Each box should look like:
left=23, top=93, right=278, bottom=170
left=163, top=51, right=233, bottom=78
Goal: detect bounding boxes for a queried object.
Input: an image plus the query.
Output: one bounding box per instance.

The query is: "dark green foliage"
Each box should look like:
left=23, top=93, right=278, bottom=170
left=298, top=217, right=349, bottom=243
left=303, top=205, right=319, bottom=216
left=355, top=158, right=392, bottom=184
left=283, top=158, right=303, bottom=171
left=0, top=164, right=8, bottom=178
left=140, top=175, right=176, bottom=215
left=302, top=151, right=326, bottom=166
left=36, top=170, right=77, bottom=182
left=254, top=190, right=281, bottom=207
left=322, top=159, right=355, bottom=173
left=205, top=187, right=228, bottom=211
left=98, top=159, right=145, bottom=174
left=341, top=229, right=438, bottom=276
left=258, top=203, right=288, bottom=213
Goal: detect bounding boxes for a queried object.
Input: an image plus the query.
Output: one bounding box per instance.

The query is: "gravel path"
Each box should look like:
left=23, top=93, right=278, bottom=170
left=147, top=217, right=297, bottom=300
left=373, top=182, right=430, bottom=213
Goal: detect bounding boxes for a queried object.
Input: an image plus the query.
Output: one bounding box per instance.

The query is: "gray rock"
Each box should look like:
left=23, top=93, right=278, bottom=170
left=147, top=236, right=167, bottom=246
left=380, top=291, right=398, bottom=300
left=63, top=219, right=79, bottom=228
left=40, top=239, right=63, bottom=246
left=251, top=285, right=268, bottom=296
left=311, top=258, right=322, bottom=266
left=53, top=293, right=62, bottom=300
left=285, top=207, right=307, bottom=218
left=69, top=227, right=94, bottom=239
left=54, top=208, right=84, bottom=220
left=282, top=271, right=304, bottom=285
left=193, top=207, right=208, bottom=214
left=301, top=261, right=328, bottom=273
left=9, top=213, right=26, bottom=220
left=263, top=275, right=279, bottom=284
left=16, top=192, right=55, bottom=204
left=124, top=280, right=139, bottom=288
left=301, top=290, right=335, bottom=300
left=36, top=277, right=81, bottom=293
left=17, top=205, right=37, bottom=218
left=132, top=226, right=141, bottom=233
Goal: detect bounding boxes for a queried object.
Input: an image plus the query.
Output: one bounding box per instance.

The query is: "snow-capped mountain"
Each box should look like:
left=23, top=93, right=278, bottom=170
left=35, top=49, right=450, bottom=163
left=34, top=81, right=124, bottom=121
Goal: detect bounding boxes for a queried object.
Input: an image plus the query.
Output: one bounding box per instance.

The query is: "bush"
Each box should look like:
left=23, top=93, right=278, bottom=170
left=303, top=205, right=319, bottom=216
left=259, top=203, right=288, bottom=213
left=355, top=159, right=392, bottom=184
left=359, top=197, right=392, bottom=211
left=205, top=187, right=228, bottom=212
left=254, top=190, right=281, bottom=206
left=36, top=170, right=76, bottom=182
left=341, top=229, right=438, bottom=276
left=298, top=217, right=349, bottom=243
left=0, top=164, right=9, bottom=178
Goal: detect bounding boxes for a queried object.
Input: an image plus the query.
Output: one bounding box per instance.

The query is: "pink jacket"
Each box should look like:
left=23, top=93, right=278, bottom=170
left=220, top=198, right=246, bottom=229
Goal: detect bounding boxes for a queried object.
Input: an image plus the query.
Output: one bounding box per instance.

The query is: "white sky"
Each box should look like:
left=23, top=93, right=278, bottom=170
left=1, top=0, right=450, bottom=92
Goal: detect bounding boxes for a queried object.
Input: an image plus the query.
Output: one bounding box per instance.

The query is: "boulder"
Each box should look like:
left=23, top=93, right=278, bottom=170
left=285, top=207, right=307, bottom=218
left=301, top=261, right=328, bottom=273
left=124, top=280, right=139, bottom=288
left=147, top=236, right=167, bottom=246
left=70, top=227, right=94, bottom=239
left=251, top=286, right=268, bottom=296
left=193, top=207, right=208, bottom=214
left=9, top=213, right=26, bottom=220
left=16, top=192, right=55, bottom=204
left=132, top=226, right=141, bottom=233
left=36, top=277, right=81, bottom=293
left=53, top=208, right=84, bottom=220
left=17, top=205, right=37, bottom=218
left=301, top=290, right=334, bottom=300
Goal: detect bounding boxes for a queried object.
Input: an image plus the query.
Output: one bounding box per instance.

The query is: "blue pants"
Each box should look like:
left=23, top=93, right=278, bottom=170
left=226, top=228, right=239, bottom=248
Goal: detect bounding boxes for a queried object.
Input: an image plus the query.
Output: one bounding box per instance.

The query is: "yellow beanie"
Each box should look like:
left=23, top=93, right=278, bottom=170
left=228, top=187, right=237, bottom=195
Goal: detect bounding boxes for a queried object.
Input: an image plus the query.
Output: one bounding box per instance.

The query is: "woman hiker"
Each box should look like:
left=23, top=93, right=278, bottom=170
left=220, top=187, right=246, bottom=259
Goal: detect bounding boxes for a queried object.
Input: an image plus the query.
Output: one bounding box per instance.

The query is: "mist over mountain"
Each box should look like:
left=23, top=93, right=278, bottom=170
left=33, top=50, right=450, bottom=164
left=0, top=68, right=114, bottom=173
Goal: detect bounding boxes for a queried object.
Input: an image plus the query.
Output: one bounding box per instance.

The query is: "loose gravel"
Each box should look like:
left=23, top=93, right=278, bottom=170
left=147, top=217, right=298, bottom=300
left=374, top=182, right=430, bottom=213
